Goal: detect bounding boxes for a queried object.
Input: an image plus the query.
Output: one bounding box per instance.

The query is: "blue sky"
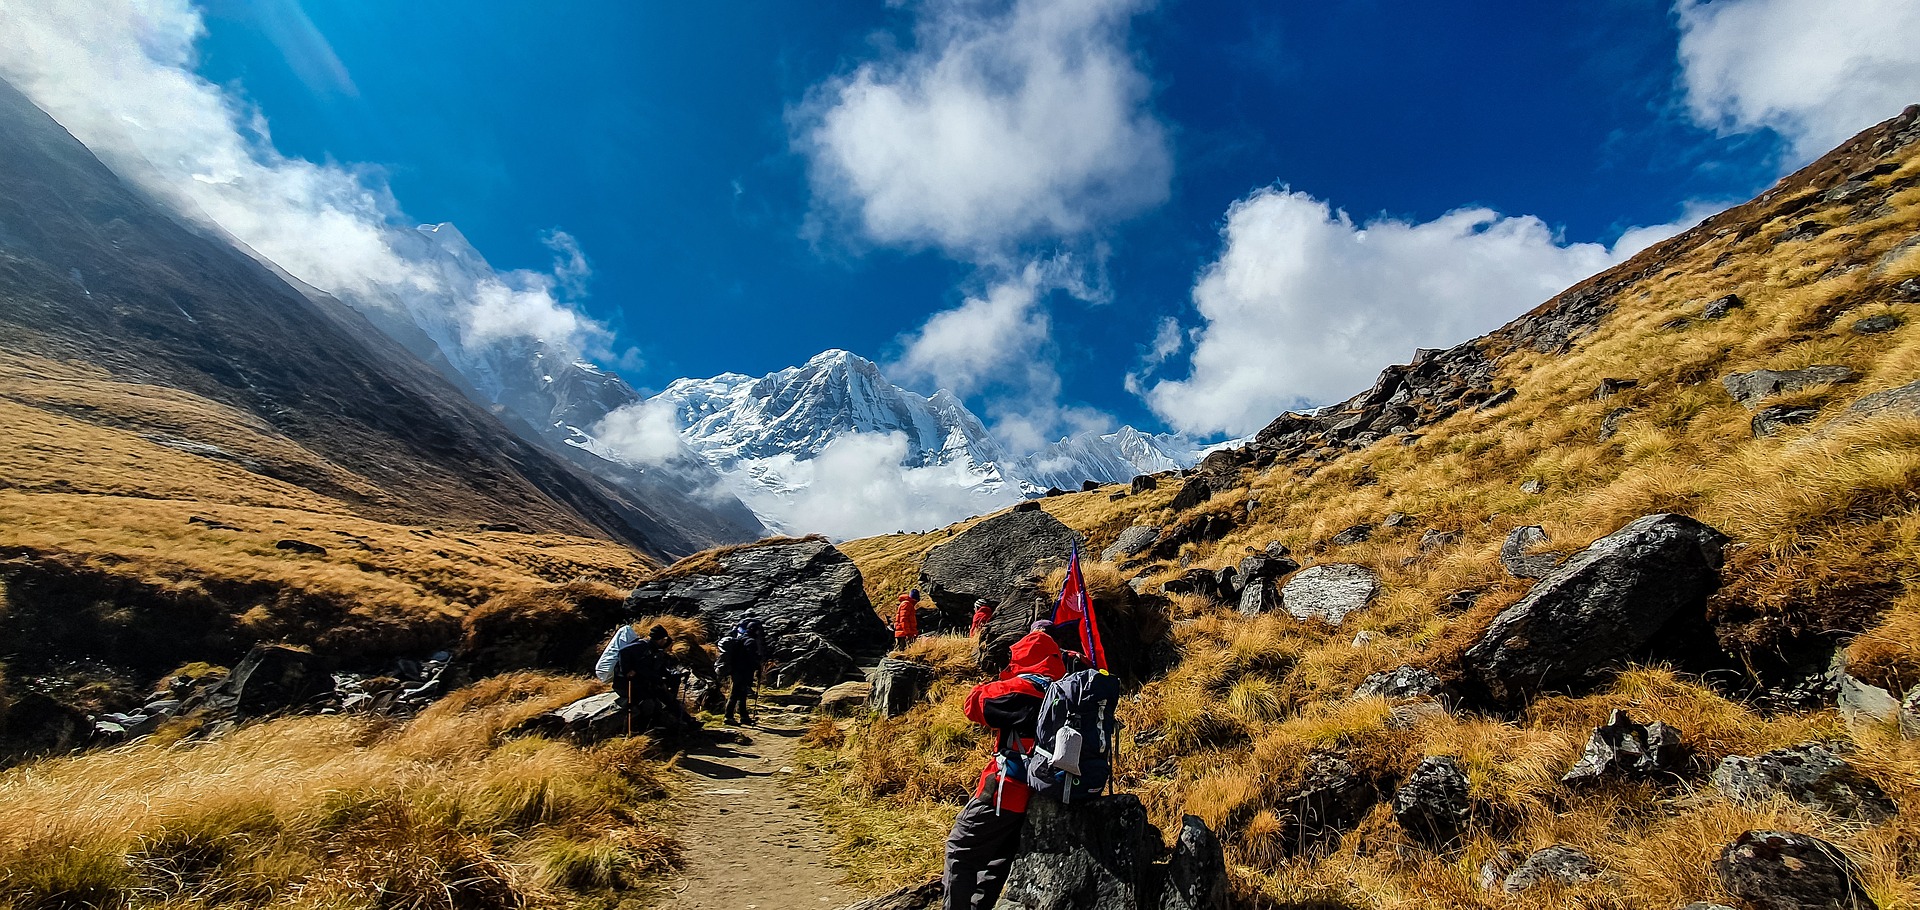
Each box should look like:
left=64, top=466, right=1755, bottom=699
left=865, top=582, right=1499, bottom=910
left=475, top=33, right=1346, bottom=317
left=6, top=0, right=1918, bottom=446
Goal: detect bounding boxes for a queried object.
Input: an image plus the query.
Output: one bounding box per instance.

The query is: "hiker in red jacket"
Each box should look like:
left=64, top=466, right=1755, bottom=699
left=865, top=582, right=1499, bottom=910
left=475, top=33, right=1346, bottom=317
left=892, top=589, right=921, bottom=650
left=943, top=629, right=1065, bottom=910
left=969, top=598, right=995, bottom=640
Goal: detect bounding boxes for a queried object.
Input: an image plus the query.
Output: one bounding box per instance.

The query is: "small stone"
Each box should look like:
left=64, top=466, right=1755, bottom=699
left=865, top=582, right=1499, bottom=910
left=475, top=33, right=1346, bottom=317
left=1330, top=523, right=1374, bottom=546
left=273, top=538, right=327, bottom=556
left=1594, top=377, right=1638, bottom=399
left=1752, top=405, right=1821, bottom=437
left=1711, top=741, right=1896, bottom=822
left=1419, top=529, right=1459, bottom=551
left=1519, top=478, right=1545, bottom=494
left=1561, top=710, right=1685, bottom=785
left=1852, top=313, right=1901, bottom=334
left=1351, top=630, right=1375, bottom=647
left=1723, top=365, right=1858, bottom=408
left=1701, top=294, right=1744, bottom=319
left=1354, top=666, right=1453, bottom=703
left=1901, top=685, right=1920, bottom=739
left=1499, top=526, right=1562, bottom=579
left=1381, top=512, right=1408, bottom=528
left=1599, top=406, right=1634, bottom=440
left=1503, top=845, right=1601, bottom=892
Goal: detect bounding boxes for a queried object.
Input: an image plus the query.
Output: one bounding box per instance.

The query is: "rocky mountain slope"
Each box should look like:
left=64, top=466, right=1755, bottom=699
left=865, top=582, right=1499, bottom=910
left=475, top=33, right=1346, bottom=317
left=820, top=107, right=1920, bottom=909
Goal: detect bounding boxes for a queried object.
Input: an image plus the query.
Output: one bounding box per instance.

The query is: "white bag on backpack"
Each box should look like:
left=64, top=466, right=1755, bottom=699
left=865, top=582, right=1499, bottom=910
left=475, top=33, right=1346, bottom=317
left=1051, top=724, right=1084, bottom=775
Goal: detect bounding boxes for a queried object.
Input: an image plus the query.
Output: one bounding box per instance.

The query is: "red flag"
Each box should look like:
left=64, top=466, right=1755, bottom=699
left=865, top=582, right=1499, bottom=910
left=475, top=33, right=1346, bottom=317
left=1051, top=542, right=1109, bottom=671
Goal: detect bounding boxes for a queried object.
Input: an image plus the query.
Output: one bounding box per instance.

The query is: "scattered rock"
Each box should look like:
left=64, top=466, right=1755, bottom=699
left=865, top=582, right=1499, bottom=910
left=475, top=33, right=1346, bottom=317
left=1595, top=377, right=1638, bottom=399
left=1103, top=526, right=1160, bottom=563
left=1852, top=313, right=1901, bottom=334
left=1702, top=294, right=1744, bottom=319
left=1519, top=478, right=1545, bottom=494
left=478, top=521, right=523, bottom=532
left=1354, top=666, right=1454, bottom=704
left=1712, top=742, right=1896, bottom=822
left=1381, top=512, right=1409, bottom=528
left=1151, top=513, right=1236, bottom=559
left=1721, top=365, right=1858, bottom=408
left=1560, top=710, right=1684, bottom=785
left=1477, top=849, right=1521, bottom=892
left=1778, top=221, right=1830, bottom=243
left=510, top=690, right=627, bottom=742
left=1478, top=388, right=1517, bottom=411
left=818, top=681, right=872, bottom=717
left=1599, top=407, right=1634, bottom=440
left=1499, top=526, right=1562, bottom=579
left=186, top=515, right=243, bottom=532
left=1130, top=474, right=1160, bottom=494
left=1836, top=668, right=1901, bottom=728
left=1903, top=686, right=1920, bottom=739
left=1329, top=523, right=1374, bottom=546
left=205, top=644, right=335, bottom=718
left=1419, top=529, right=1459, bottom=550
left=1013, top=500, right=1043, bottom=513
left=1393, top=756, right=1472, bottom=848
left=1263, top=540, right=1292, bottom=560
left=1662, top=316, right=1693, bottom=331
left=991, top=795, right=1158, bottom=910
left=1082, top=480, right=1101, bottom=492
left=1753, top=405, right=1821, bottom=437
left=1715, top=831, right=1877, bottom=910
left=1168, top=476, right=1213, bottom=512
left=1829, top=378, right=1920, bottom=430
left=1109, top=491, right=1128, bottom=501
left=1160, top=815, right=1232, bottom=910
left=868, top=658, right=934, bottom=719
left=1278, top=751, right=1378, bottom=856
left=838, top=879, right=941, bottom=910
left=626, top=537, right=891, bottom=680
left=1281, top=564, right=1380, bottom=625
left=1351, top=630, right=1375, bottom=647
left=1503, top=845, right=1601, bottom=893
left=272, top=538, right=327, bottom=556
left=1463, top=513, right=1729, bottom=704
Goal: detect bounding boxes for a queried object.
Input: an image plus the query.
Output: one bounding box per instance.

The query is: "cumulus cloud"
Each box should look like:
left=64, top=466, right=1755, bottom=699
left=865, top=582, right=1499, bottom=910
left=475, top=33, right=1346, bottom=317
left=1142, top=188, right=1710, bottom=437
left=729, top=433, right=1019, bottom=539
left=589, top=399, right=695, bottom=467
left=797, top=0, right=1170, bottom=259
left=0, top=0, right=605, bottom=359
left=1676, top=0, right=1920, bottom=163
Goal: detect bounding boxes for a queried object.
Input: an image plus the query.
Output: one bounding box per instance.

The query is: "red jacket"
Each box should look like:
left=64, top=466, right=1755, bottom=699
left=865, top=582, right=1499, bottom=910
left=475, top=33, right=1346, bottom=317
left=894, top=593, right=920, bottom=638
left=970, top=602, right=994, bottom=638
left=965, top=631, right=1065, bottom=813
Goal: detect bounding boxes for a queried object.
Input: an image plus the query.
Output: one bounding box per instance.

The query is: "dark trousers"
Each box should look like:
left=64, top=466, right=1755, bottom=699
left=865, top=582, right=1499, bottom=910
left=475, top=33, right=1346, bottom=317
left=943, top=794, right=1026, bottom=910
left=724, top=675, right=754, bottom=722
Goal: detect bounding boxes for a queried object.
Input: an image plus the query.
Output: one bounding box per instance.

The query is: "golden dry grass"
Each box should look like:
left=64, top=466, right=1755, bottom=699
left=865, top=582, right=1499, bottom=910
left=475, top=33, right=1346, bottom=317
left=820, top=125, right=1920, bottom=908
left=0, top=673, right=677, bottom=910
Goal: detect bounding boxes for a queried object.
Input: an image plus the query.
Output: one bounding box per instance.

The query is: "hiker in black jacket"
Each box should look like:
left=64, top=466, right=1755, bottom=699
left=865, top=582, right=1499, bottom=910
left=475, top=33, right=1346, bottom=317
left=718, top=619, right=764, bottom=725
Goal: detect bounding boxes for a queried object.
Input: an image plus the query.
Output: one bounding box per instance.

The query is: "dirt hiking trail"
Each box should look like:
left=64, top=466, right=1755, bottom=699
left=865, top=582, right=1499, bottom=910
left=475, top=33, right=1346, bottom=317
left=660, top=714, right=860, bottom=910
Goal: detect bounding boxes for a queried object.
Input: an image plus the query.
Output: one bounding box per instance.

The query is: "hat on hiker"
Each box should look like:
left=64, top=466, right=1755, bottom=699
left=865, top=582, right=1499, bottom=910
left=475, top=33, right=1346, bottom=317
left=648, top=625, right=670, bottom=642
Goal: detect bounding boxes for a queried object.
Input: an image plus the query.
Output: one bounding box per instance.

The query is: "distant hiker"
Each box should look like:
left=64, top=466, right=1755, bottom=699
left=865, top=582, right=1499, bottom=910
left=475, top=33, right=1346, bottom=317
left=943, top=629, right=1064, bottom=910
left=970, top=598, right=995, bottom=640
left=595, top=623, right=697, bottom=734
left=892, top=589, right=922, bottom=650
left=717, top=618, right=765, bottom=726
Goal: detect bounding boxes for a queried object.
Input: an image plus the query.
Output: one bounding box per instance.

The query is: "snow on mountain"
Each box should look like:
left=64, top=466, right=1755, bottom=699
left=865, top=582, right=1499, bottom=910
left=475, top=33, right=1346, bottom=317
left=1014, top=426, right=1205, bottom=493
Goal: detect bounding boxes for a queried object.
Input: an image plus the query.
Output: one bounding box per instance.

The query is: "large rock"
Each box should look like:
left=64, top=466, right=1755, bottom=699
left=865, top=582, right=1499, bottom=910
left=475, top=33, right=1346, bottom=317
left=770, top=632, right=860, bottom=688
left=1712, top=742, right=1896, bottom=822
left=1393, top=756, right=1472, bottom=849
left=868, top=658, right=934, bottom=718
left=1277, top=751, right=1377, bottom=856
left=1831, top=378, right=1920, bottom=430
left=205, top=644, right=335, bottom=718
left=1103, top=527, right=1160, bottom=563
left=1560, top=710, right=1684, bottom=786
left=992, top=795, right=1159, bottom=910
left=818, top=681, right=871, bottom=717
left=1281, top=565, right=1379, bottom=625
left=509, top=691, right=628, bottom=742
left=1463, top=514, right=1729, bottom=704
left=1167, top=476, right=1213, bottom=512
left=1722, top=366, right=1858, bottom=407
left=1715, top=831, right=1878, bottom=910
left=1159, top=815, right=1230, bottom=910
left=625, top=537, right=890, bottom=679
left=1499, top=526, right=1562, bottom=579
left=919, top=509, right=1081, bottom=627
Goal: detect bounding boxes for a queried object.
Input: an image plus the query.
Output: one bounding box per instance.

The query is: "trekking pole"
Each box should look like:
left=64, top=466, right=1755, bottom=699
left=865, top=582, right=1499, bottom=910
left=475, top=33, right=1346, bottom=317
left=626, top=677, right=633, bottom=738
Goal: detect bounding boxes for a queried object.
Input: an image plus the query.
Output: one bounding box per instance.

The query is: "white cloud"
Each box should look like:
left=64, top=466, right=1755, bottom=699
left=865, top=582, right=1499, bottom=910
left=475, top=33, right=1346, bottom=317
left=589, top=399, right=694, bottom=467
left=0, top=0, right=605, bottom=359
left=1676, top=0, right=1920, bottom=163
left=797, top=0, right=1171, bottom=259
left=1143, top=188, right=1709, bottom=437
left=728, top=433, right=1018, bottom=539
left=893, top=265, right=1053, bottom=398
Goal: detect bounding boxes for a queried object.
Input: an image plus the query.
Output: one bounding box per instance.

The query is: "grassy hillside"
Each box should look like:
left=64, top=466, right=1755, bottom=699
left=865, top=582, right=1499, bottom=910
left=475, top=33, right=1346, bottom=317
left=818, top=111, right=1920, bottom=908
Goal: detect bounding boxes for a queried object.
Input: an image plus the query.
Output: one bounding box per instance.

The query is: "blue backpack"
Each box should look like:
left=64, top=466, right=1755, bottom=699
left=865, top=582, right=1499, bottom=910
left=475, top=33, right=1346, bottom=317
left=1025, top=669, right=1121, bottom=803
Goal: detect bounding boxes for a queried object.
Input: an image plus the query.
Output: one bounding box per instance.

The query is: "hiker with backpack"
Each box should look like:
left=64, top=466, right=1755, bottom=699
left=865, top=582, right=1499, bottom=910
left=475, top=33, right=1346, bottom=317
left=717, top=618, right=765, bottom=726
left=942, top=628, right=1064, bottom=910
left=969, top=598, right=995, bottom=639
left=594, top=623, right=697, bottom=734
left=891, top=589, right=921, bottom=650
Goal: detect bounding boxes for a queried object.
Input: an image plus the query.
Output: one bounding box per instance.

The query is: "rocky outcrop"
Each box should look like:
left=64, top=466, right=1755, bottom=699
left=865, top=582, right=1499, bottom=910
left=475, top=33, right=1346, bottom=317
left=1715, top=831, right=1878, bottom=910
left=625, top=537, right=889, bottom=682
left=1498, top=526, right=1561, bottom=579
left=1560, top=710, right=1684, bottom=786
left=819, top=681, right=871, bottom=716
left=1281, top=564, right=1379, bottom=625
left=204, top=644, right=335, bottom=718
left=1712, top=742, right=1896, bottom=822
left=989, top=796, right=1230, bottom=910
left=868, top=658, right=934, bottom=718
left=920, top=509, right=1081, bottom=628
left=1722, top=365, right=1857, bottom=407
left=1463, top=514, right=1729, bottom=704
left=1275, top=751, right=1377, bottom=857
left=1103, top=527, right=1160, bottom=563
left=1393, top=756, right=1472, bottom=849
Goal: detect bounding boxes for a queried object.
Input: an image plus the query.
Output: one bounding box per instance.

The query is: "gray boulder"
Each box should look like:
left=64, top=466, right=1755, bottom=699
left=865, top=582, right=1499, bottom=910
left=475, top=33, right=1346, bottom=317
left=1561, top=710, right=1684, bottom=785
left=206, top=644, right=335, bottom=718
left=868, top=658, right=934, bottom=718
left=1712, top=742, right=1896, bottom=822
left=1329, top=523, right=1374, bottom=546
left=1463, top=514, right=1729, bottom=704
left=1130, top=474, right=1160, bottom=494
left=1722, top=365, right=1858, bottom=407
left=1837, top=670, right=1902, bottom=727
left=625, top=537, right=890, bottom=678
left=1499, top=526, right=1562, bottom=579
left=1702, top=293, right=1744, bottom=319
left=1282, top=564, right=1380, bottom=625
left=1103, top=526, right=1160, bottom=562
left=1715, top=831, right=1878, bottom=910
left=818, top=681, right=871, bottom=717
left=771, top=632, right=860, bottom=688
left=1355, top=666, right=1454, bottom=704
left=1503, top=845, right=1601, bottom=893
left=920, top=509, right=1081, bottom=627
left=991, top=795, right=1158, bottom=910
left=1159, top=815, right=1230, bottom=910
left=1277, top=751, right=1377, bottom=856
left=1827, top=378, right=1920, bottom=433
left=1393, top=756, right=1472, bottom=848
left=1753, top=405, right=1821, bottom=437
left=1852, top=313, right=1901, bottom=334
left=509, top=691, right=628, bottom=742
left=1168, top=476, right=1212, bottom=512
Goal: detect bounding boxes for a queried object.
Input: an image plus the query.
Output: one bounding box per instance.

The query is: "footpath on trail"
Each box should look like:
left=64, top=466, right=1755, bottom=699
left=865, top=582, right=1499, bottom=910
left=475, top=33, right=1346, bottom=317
left=660, top=715, right=859, bottom=910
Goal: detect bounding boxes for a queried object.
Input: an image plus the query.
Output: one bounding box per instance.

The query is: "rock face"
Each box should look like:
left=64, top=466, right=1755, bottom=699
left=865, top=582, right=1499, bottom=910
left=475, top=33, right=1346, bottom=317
left=1721, top=365, right=1858, bottom=407
left=1712, top=742, right=1896, bottom=822
left=1715, top=831, right=1878, bottom=910
left=1281, top=565, right=1379, bottom=625
left=624, top=537, right=889, bottom=682
left=1499, top=526, right=1562, bottom=579
left=1393, top=756, right=1472, bottom=848
left=205, top=645, right=335, bottom=718
left=1503, top=845, right=1601, bottom=893
left=868, top=658, right=934, bottom=718
left=1560, top=710, right=1684, bottom=786
left=1463, top=514, right=1729, bottom=704
left=920, top=509, right=1081, bottom=626
left=1103, top=527, right=1160, bottom=563
left=988, top=795, right=1230, bottom=910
